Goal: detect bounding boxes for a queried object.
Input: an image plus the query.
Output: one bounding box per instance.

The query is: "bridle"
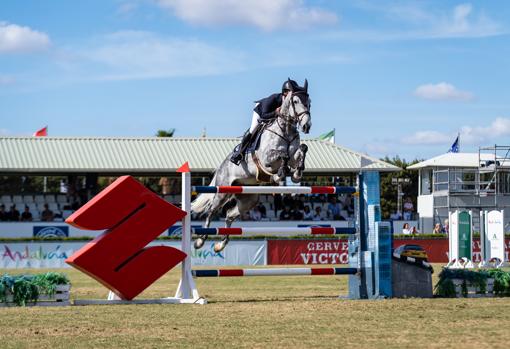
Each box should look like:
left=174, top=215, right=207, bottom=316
left=265, top=91, right=310, bottom=147
left=288, top=91, right=310, bottom=126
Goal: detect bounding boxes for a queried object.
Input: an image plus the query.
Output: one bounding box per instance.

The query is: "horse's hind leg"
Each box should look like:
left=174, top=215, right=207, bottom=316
left=214, top=194, right=259, bottom=253
left=194, top=193, right=231, bottom=250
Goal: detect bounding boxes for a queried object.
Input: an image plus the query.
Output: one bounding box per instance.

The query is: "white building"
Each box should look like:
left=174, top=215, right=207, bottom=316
left=408, top=146, right=510, bottom=233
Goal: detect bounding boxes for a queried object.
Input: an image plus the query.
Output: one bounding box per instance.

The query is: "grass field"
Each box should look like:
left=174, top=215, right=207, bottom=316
left=1, top=265, right=510, bottom=348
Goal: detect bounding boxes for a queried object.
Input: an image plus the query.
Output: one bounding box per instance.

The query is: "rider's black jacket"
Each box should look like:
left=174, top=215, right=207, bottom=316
left=254, top=93, right=283, bottom=120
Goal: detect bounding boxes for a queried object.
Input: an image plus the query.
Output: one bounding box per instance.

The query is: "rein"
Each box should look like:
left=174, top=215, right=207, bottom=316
left=265, top=91, right=309, bottom=147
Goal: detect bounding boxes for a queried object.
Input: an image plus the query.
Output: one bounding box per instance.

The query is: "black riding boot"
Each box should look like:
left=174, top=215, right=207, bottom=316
left=230, top=131, right=252, bottom=165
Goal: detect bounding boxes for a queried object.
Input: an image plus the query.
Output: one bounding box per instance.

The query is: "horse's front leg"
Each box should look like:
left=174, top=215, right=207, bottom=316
left=266, top=149, right=289, bottom=183
left=290, top=144, right=308, bottom=183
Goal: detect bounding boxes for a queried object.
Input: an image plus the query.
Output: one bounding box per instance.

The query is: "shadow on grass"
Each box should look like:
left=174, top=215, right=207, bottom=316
left=204, top=294, right=344, bottom=304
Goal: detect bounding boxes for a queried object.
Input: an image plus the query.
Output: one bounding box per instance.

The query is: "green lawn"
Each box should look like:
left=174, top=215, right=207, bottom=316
left=0, top=265, right=509, bottom=348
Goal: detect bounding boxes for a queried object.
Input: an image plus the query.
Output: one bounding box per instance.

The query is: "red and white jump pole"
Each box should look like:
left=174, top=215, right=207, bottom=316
left=193, top=267, right=358, bottom=277
left=192, top=227, right=356, bottom=236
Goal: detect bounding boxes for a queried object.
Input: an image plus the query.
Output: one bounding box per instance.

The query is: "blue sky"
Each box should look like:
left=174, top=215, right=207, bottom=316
left=1, top=0, right=509, bottom=161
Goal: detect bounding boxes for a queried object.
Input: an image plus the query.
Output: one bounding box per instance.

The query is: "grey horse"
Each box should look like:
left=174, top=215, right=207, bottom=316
left=192, top=81, right=312, bottom=252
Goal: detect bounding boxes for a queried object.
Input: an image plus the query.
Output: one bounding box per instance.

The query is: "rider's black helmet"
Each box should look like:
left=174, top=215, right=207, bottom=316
left=282, top=78, right=300, bottom=93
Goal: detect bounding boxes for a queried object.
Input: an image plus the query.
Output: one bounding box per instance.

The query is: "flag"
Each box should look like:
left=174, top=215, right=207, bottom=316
left=33, top=126, right=48, bottom=137
left=318, top=129, right=335, bottom=143
left=448, top=134, right=459, bottom=153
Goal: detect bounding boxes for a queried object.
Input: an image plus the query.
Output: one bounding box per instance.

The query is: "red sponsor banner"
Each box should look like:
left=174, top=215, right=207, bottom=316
left=268, top=239, right=349, bottom=265
left=268, top=238, right=510, bottom=265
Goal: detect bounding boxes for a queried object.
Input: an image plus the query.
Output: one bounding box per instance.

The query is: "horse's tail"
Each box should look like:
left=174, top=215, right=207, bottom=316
left=191, top=173, right=217, bottom=215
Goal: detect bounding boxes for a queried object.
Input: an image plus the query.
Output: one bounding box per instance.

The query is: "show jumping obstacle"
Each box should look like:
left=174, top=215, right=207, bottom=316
left=165, top=162, right=391, bottom=304
left=447, top=209, right=507, bottom=269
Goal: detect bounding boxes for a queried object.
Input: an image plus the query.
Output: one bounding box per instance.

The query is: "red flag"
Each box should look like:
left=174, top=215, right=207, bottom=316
left=33, top=126, right=47, bottom=137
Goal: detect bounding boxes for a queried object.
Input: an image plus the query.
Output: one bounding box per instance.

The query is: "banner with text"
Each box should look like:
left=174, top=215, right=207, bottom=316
left=268, top=239, right=349, bottom=265
left=268, top=238, right=510, bottom=265
left=0, top=241, right=267, bottom=269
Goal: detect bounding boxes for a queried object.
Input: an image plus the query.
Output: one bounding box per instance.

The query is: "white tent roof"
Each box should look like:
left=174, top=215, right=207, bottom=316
left=408, top=152, right=497, bottom=170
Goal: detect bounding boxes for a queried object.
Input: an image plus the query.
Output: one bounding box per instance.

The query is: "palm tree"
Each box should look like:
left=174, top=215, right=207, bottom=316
left=155, top=129, right=175, bottom=137
left=155, top=128, right=176, bottom=195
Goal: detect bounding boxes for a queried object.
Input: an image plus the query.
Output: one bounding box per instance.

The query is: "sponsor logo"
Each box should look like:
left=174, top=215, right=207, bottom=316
left=33, top=226, right=69, bottom=238
left=2, top=244, right=69, bottom=262
left=168, top=225, right=202, bottom=236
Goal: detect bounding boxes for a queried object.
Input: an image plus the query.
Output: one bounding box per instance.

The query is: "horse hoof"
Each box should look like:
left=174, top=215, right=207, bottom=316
left=194, top=236, right=206, bottom=250
left=213, top=240, right=228, bottom=253
left=213, top=243, right=223, bottom=253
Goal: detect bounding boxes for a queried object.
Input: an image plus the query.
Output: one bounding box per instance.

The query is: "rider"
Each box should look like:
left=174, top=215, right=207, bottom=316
left=230, top=79, right=302, bottom=165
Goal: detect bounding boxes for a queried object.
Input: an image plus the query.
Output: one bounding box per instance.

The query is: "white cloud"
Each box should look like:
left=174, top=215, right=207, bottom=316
left=414, top=82, right=473, bottom=101
left=64, top=31, right=245, bottom=80
left=0, top=22, right=50, bottom=53
left=401, top=117, right=510, bottom=146
left=156, top=0, right=338, bottom=31
left=325, top=2, right=504, bottom=41
left=460, top=117, right=510, bottom=144
left=432, top=3, right=502, bottom=38
left=402, top=130, right=452, bottom=145
left=363, top=141, right=393, bottom=155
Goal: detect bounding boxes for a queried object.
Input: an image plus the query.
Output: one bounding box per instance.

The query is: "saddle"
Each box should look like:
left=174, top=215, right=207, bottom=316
left=247, top=121, right=271, bottom=153
left=232, top=119, right=273, bottom=155
left=232, top=119, right=277, bottom=183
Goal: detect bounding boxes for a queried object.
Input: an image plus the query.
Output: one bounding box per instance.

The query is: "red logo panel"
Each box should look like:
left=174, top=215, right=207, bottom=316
left=66, top=176, right=186, bottom=300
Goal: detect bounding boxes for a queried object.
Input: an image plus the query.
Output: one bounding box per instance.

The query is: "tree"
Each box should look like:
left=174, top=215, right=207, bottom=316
left=379, top=156, right=422, bottom=219
left=152, top=128, right=177, bottom=194
left=155, top=129, right=175, bottom=137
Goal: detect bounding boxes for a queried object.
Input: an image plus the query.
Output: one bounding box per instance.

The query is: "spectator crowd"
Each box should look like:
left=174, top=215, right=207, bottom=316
left=238, top=193, right=356, bottom=221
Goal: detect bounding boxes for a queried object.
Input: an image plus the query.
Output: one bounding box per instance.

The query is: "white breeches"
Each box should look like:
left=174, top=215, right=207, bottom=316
left=249, top=111, right=261, bottom=133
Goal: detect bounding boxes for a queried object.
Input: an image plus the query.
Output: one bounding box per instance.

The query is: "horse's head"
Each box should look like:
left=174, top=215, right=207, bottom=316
left=280, top=79, right=311, bottom=134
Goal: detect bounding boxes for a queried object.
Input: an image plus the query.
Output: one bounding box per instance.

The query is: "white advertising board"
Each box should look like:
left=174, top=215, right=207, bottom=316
left=0, top=240, right=267, bottom=269
left=485, top=210, right=505, bottom=263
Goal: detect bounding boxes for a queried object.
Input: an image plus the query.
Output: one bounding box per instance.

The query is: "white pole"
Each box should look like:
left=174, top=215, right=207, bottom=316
left=179, top=171, right=192, bottom=298
left=172, top=169, right=203, bottom=302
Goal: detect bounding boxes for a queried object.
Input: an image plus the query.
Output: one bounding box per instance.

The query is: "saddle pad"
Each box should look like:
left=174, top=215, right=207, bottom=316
left=246, top=129, right=264, bottom=154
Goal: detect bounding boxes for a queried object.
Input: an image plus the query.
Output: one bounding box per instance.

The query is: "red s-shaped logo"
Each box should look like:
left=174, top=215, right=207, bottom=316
left=66, top=176, right=186, bottom=300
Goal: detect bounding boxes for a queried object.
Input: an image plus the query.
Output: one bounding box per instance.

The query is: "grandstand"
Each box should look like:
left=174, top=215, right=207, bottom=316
left=0, top=137, right=398, bottom=225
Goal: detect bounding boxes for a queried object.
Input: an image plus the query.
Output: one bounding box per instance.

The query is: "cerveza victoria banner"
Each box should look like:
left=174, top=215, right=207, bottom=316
left=268, top=240, right=350, bottom=265
left=267, top=238, right=510, bottom=265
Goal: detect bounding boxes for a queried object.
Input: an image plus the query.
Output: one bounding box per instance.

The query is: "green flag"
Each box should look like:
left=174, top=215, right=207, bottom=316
left=318, top=129, right=335, bottom=143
